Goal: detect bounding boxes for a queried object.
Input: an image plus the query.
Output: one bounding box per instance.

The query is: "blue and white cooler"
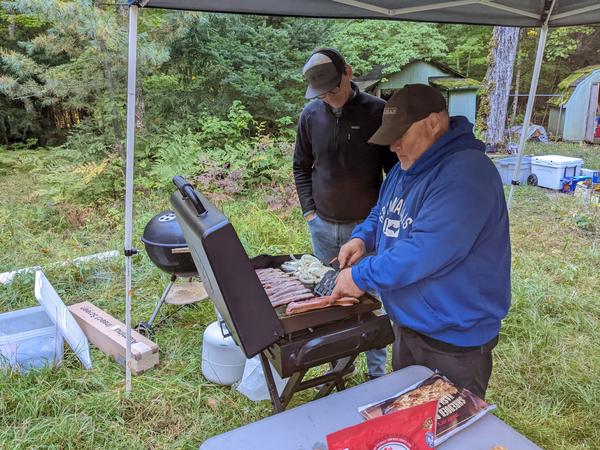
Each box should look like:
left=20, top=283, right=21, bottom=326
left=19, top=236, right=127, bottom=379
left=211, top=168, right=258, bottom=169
left=530, top=155, right=583, bottom=190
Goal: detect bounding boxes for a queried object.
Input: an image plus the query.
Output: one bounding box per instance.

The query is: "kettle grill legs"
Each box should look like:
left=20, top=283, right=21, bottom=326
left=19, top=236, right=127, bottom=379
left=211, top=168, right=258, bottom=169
left=136, top=274, right=177, bottom=336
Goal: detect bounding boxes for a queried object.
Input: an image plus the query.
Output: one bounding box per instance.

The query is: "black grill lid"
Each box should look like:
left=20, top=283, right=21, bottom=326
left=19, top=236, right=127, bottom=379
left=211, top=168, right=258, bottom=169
left=170, top=178, right=283, bottom=358
left=141, top=211, right=188, bottom=247
left=141, top=210, right=197, bottom=276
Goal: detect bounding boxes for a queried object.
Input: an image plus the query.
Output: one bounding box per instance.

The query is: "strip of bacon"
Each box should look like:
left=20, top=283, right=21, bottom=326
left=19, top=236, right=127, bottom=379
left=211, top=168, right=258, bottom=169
left=271, top=292, right=315, bottom=307
left=268, top=286, right=312, bottom=301
left=285, top=296, right=360, bottom=315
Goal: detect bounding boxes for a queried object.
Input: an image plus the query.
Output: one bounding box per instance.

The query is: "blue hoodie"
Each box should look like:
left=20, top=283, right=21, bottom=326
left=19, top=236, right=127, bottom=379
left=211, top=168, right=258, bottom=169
left=351, top=116, right=511, bottom=347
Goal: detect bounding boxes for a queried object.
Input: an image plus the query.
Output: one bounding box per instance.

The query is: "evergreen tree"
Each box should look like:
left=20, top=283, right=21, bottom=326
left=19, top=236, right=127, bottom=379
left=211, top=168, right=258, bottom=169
left=330, top=20, right=447, bottom=77
left=0, top=0, right=168, bottom=148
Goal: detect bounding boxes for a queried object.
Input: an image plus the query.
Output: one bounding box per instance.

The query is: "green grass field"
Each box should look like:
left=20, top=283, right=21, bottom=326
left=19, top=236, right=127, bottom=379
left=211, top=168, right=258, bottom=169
left=1, top=142, right=599, bottom=449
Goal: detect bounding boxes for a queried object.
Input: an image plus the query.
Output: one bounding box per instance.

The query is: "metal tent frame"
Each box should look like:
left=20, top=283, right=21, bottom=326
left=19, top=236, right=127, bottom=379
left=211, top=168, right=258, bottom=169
left=122, top=0, right=598, bottom=392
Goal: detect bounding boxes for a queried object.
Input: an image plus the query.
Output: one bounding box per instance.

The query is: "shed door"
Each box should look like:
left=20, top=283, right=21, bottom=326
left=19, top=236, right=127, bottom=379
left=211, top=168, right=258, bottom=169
left=585, top=83, right=599, bottom=143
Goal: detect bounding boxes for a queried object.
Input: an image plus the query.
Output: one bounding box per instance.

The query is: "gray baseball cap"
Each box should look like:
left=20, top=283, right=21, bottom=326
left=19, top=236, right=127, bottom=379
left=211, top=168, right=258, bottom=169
left=302, top=48, right=346, bottom=99
left=369, top=84, right=447, bottom=145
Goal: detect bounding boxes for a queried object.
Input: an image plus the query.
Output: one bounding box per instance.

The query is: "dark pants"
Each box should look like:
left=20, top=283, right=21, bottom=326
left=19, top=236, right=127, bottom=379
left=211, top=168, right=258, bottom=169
left=392, top=325, right=499, bottom=399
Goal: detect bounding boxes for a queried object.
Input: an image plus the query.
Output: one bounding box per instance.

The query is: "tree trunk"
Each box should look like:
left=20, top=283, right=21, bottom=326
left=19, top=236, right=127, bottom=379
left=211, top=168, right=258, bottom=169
left=476, top=26, right=520, bottom=149
left=509, top=30, right=522, bottom=129
left=8, top=15, right=16, bottom=40
left=97, top=21, right=124, bottom=157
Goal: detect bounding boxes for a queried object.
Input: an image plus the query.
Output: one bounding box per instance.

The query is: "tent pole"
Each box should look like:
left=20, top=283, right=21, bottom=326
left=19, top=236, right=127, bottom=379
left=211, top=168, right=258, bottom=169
left=507, top=23, right=548, bottom=210
left=124, top=3, right=139, bottom=395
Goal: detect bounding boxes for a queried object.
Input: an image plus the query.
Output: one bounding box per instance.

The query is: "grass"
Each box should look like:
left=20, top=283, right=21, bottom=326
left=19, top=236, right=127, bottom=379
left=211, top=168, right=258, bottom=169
left=1, top=142, right=599, bottom=449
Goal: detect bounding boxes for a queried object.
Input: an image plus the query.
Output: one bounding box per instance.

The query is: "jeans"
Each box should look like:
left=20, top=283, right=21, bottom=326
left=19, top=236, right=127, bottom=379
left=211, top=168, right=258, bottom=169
left=392, top=325, right=499, bottom=399
left=308, top=214, right=387, bottom=378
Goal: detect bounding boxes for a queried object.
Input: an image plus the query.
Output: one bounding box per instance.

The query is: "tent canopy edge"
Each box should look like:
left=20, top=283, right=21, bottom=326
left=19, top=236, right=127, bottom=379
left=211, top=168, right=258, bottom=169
left=128, top=0, right=600, bottom=27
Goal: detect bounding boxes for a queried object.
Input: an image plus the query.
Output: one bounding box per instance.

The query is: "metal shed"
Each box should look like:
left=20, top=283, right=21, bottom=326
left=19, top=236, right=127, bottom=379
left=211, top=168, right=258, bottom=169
left=547, top=65, right=600, bottom=143
left=355, top=61, right=481, bottom=123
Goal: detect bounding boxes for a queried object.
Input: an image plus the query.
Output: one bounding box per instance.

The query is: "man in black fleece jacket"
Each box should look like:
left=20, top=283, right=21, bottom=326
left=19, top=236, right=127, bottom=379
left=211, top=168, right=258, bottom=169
left=293, top=48, right=396, bottom=379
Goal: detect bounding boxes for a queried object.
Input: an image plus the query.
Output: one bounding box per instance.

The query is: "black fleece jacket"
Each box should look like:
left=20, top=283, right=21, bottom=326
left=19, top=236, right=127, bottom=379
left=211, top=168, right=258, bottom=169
left=293, top=82, right=397, bottom=223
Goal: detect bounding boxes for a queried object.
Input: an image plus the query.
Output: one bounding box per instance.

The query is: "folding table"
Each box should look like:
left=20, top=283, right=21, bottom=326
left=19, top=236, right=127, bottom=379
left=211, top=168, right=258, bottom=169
left=200, top=365, right=541, bottom=450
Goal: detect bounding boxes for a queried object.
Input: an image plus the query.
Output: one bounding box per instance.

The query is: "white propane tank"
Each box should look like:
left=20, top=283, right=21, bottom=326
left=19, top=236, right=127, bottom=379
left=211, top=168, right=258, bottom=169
left=201, top=320, right=246, bottom=385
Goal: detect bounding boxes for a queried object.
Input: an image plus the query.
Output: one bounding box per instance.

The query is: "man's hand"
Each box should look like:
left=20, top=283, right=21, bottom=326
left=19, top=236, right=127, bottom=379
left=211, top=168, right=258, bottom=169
left=331, top=268, right=364, bottom=299
left=338, top=238, right=366, bottom=269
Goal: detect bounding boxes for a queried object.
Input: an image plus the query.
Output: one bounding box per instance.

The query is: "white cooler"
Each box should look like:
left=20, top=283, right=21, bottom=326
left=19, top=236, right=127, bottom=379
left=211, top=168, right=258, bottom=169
left=531, top=155, right=583, bottom=190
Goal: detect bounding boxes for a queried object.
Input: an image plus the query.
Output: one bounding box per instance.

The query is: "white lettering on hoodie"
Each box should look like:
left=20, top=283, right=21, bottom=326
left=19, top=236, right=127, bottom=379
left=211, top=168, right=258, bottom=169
left=380, top=195, right=413, bottom=237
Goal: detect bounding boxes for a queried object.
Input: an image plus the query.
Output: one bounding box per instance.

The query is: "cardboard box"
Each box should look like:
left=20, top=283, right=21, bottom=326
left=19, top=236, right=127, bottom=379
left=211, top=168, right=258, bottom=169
left=68, top=301, right=159, bottom=374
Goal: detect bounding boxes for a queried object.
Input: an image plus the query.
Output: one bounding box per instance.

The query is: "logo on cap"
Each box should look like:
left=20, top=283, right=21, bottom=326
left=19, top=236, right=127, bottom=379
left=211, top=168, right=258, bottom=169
left=384, top=107, right=398, bottom=115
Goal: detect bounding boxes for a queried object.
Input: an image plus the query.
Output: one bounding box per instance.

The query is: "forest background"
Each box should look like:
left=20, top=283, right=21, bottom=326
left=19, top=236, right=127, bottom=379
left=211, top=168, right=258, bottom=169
left=1, top=2, right=599, bottom=208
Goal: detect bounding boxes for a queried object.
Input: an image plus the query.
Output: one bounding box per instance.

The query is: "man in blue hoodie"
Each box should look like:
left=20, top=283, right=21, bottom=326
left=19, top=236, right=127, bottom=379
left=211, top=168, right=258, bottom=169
left=332, top=84, right=511, bottom=399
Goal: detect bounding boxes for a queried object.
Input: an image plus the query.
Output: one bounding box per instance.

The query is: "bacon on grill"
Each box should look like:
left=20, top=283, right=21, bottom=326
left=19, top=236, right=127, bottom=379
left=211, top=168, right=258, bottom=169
left=269, top=285, right=312, bottom=302
left=285, top=296, right=359, bottom=315
left=271, top=292, right=315, bottom=307
left=256, top=268, right=314, bottom=307
left=255, top=268, right=360, bottom=313
left=256, top=268, right=290, bottom=280
left=263, top=280, right=305, bottom=292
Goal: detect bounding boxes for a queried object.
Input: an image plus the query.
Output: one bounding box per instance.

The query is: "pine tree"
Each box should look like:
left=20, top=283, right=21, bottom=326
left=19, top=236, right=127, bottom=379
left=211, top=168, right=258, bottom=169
left=0, top=0, right=168, bottom=147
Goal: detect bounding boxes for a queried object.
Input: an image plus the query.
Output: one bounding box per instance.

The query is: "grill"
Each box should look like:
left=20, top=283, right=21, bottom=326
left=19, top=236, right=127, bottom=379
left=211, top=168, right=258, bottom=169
left=141, top=211, right=198, bottom=277
left=137, top=211, right=203, bottom=335
left=171, top=176, right=394, bottom=412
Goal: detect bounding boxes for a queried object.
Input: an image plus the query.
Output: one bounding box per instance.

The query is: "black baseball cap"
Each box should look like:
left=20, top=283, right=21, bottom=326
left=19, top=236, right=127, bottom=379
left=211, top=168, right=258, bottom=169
left=369, top=84, right=447, bottom=145
left=302, top=48, right=346, bottom=99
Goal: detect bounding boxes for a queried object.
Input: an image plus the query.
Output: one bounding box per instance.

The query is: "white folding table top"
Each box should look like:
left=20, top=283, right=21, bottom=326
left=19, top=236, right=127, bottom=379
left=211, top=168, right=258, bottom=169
left=200, top=365, right=541, bottom=450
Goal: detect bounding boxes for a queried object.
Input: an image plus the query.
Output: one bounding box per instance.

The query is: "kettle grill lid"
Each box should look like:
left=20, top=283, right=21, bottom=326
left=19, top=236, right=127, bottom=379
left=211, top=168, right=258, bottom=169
left=141, top=211, right=188, bottom=247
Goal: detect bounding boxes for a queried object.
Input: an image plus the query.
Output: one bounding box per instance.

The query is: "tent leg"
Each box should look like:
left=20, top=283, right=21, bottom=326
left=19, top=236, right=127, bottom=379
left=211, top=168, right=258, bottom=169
left=124, top=4, right=139, bottom=395
left=507, top=24, right=548, bottom=210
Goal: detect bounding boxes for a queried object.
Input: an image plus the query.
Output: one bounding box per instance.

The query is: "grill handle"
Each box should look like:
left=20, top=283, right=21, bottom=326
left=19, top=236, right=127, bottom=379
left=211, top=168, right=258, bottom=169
left=294, top=330, right=362, bottom=366
left=173, top=175, right=206, bottom=216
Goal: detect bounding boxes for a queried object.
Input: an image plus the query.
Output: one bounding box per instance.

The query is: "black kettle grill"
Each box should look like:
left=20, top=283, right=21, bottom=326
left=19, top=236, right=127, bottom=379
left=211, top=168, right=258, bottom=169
left=138, top=211, right=201, bottom=334
left=141, top=211, right=198, bottom=277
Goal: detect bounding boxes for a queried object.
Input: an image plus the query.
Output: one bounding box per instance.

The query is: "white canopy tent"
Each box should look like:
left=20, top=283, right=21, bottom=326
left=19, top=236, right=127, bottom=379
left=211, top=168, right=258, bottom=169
left=122, top=0, right=600, bottom=392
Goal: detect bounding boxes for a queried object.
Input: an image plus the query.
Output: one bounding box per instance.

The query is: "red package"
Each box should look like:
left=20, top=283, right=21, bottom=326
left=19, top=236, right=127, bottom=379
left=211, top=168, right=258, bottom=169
left=359, top=373, right=494, bottom=444
left=326, top=400, right=437, bottom=450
